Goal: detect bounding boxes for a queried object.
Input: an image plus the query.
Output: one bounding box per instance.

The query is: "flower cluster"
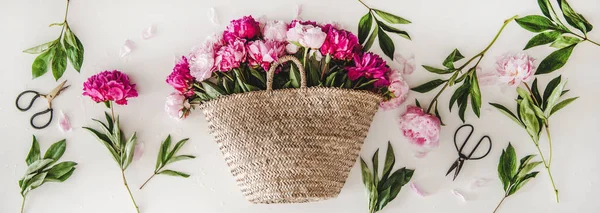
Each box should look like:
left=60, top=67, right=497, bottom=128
left=399, top=106, right=441, bottom=157
left=164, top=16, right=407, bottom=120
left=83, top=70, right=138, bottom=105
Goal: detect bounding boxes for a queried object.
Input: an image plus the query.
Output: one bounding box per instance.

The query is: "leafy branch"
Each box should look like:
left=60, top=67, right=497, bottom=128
left=494, top=143, right=542, bottom=213
left=412, top=15, right=519, bottom=122
left=490, top=75, right=576, bottom=202
left=23, top=0, right=84, bottom=80
left=360, top=142, right=414, bottom=213
left=19, top=136, right=77, bottom=213
left=84, top=111, right=140, bottom=213
left=357, top=0, right=411, bottom=59
left=139, top=135, right=195, bottom=190
left=516, top=0, right=599, bottom=74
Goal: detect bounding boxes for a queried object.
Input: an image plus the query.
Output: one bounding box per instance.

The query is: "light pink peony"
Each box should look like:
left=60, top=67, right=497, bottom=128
left=380, top=70, right=409, bottom=110
left=320, top=26, right=360, bottom=60
left=189, top=34, right=224, bottom=81
left=165, top=92, right=191, bottom=120
left=495, top=53, right=536, bottom=87
left=83, top=70, right=138, bottom=105
left=247, top=40, right=286, bottom=70
left=399, top=106, right=441, bottom=153
left=215, top=38, right=247, bottom=71
left=166, top=56, right=195, bottom=97
left=347, top=52, right=391, bottom=88
left=263, top=20, right=288, bottom=42
left=286, top=23, right=327, bottom=49
left=223, top=16, right=260, bottom=44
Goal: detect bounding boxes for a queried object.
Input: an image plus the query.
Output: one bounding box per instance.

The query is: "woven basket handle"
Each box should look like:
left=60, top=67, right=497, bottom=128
left=267, top=55, right=307, bottom=92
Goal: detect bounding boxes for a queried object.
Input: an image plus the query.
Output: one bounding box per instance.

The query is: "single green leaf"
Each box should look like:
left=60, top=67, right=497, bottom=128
left=25, top=159, right=54, bottom=175
left=160, top=135, right=172, bottom=166
left=112, top=116, right=123, bottom=149
left=549, top=97, right=578, bottom=116
left=458, top=88, right=469, bottom=123
left=387, top=168, right=413, bottom=201
left=415, top=99, right=421, bottom=108
left=544, top=80, right=567, bottom=116
left=411, top=79, right=446, bottom=93
left=449, top=83, right=469, bottom=112
left=423, top=65, right=453, bottom=74
left=44, top=167, right=75, bottom=183
left=360, top=158, right=374, bottom=189
left=372, top=149, right=380, bottom=186
left=166, top=155, right=196, bottom=164
left=531, top=79, right=542, bottom=104
left=289, top=64, right=301, bottom=88
left=443, top=49, right=464, bottom=69
left=201, top=81, right=226, bottom=98
left=537, top=0, right=552, bottom=19
left=543, top=75, right=562, bottom=108
left=377, top=28, right=395, bottom=59
left=470, top=73, right=482, bottom=118
left=519, top=99, right=541, bottom=143
left=363, top=27, right=378, bottom=51
left=51, top=44, right=67, bottom=80
left=46, top=161, right=77, bottom=179
left=536, top=44, right=576, bottom=74
left=524, top=31, right=561, bottom=50
left=23, top=40, right=56, bottom=54
left=515, top=15, right=558, bottom=32
left=43, top=139, right=66, bottom=162
left=377, top=21, right=410, bottom=40
left=122, top=132, right=137, bottom=170
left=434, top=101, right=445, bottom=126
left=158, top=170, right=190, bottom=178
left=28, top=172, right=47, bottom=190
left=325, top=71, right=337, bottom=87
left=380, top=142, right=396, bottom=183
left=244, top=83, right=261, bottom=91
left=358, top=12, right=373, bottom=44
left=356, top=78, right=379, bottom=89
left=166, top=138, right=190, bottom=162
left=519, top=155, right=536, bottom=168
left=83, top=127, right=119, bottom=163
left=248, top=67, right=266, bottom=86
left=508, top=171, right=539, bottom=196
left=559, top=0, right=593, bottom=34
left=550, top=36, right=581, bottom=49
left=489, top=103, right=524, bottom=128
left=26, top=136, right=41, bottom=166
left=503, top=144, right=518, bottom=185
left=65, top=30, right=84, bottom=72
left=376, top=187, right=391, bottom=211
left=517, top=161, right=542, bottom=180
left=373, top=9, right=411, bottom=24
left=31, top=50, right=53, bottom=79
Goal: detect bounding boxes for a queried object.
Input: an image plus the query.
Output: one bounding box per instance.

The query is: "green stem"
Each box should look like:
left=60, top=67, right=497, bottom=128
left=121, top=169, right=140, bottom=213
left=303, top=48, right=309, bottom=68
left=425, top=82, right=448, bottom=114
left=533, top=141, right=560, bottom=203
left=110, top=102, right=115, bottom=120
left=545, top=125, right=554, bottom=166
left=546, top=2, right=600, bottom=46
left=547, top=2, right=569, bottom=29
left=139, top=173, right=157, bottom=190
left=357, top=0, right=371, bottom=10
left=493, top=196, right=508, bottom=213
left=20, top=196, right=26, bottom=213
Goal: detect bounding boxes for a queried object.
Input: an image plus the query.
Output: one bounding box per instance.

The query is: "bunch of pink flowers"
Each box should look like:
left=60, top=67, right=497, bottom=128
left=164, top=15, right=409, bottom=120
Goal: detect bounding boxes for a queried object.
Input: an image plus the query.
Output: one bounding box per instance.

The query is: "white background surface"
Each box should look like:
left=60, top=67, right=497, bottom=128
left=1, top=0, right=599, bottom=212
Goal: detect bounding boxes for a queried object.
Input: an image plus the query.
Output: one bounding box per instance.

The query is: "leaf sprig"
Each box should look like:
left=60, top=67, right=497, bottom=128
left=493, top=143, right=542, bottom=213
left=139, top=135, right=196, bottom=190
left=360, top=142, right=414, bottom=213
left=516, top=0, right=599, bottom=74
left=19, top=136, right=77, bottom=213
left=490, top=76, right=575, bottom=202
left=357, top=0, right=411, bottom=59
left=24, top=0, right=84, bottom=80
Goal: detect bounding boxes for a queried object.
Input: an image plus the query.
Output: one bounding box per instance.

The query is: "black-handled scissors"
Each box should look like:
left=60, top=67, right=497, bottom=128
left=15, top=80, right=70, bottom=129
left=445, top=124, right=492, bottom=181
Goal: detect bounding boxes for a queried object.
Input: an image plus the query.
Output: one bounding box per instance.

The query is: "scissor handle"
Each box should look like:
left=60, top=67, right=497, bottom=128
left=16, top=90, right=42, bottom=111
left=30, top=108, right=53, bottom=129
left=454, top=124, right=474, bottom=153
left=467, top=135, right=492, bottom=160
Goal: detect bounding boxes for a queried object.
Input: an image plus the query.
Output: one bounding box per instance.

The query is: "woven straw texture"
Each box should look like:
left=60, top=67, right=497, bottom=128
left=199, top=56, right=382, bottom=204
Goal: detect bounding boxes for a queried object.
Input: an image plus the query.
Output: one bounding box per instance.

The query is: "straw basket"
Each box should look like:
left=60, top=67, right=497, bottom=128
left=200, top=55, right=382, bottom=204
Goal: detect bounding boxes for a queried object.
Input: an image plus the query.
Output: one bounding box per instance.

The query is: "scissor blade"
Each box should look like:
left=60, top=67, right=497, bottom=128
left=453, top=160, right=465, bottom=181
left=446, top=159, right=459, bottom=177
left=47, top=80, right=69, bottom=98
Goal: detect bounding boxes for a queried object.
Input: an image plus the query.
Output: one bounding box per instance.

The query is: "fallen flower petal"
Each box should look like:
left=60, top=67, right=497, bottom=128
left=134, top=142, right=145, bottom=161
left=120, top=39, right=135, bottom=58
left=451, top=189, right=467, bottom=202
left=58, top=110, right=72, bottom=133
left=410, top=182, right=429, bottom=197
left=469, top=178, right=492, bottom=190
left=294, top=4, right=302, bottom=19
left=142, top=24, right=157, bottom=40
left=208, top=7, right=219, bottom=26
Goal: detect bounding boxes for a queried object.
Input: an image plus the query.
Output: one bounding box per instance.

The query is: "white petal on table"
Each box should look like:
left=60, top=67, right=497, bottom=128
left=208, top=7, right=219, bottom=26
left=120, top=39, right=136, bottom=58
left=142, top=24, right=157, bottom=40
left=58, top=110, right=72, bottom=133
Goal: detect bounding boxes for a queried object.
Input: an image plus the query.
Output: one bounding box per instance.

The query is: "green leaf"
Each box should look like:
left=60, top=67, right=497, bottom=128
left=51, top=44, right=67, bottom=80
left=83, top=127, right=119, bottom=163
left=166, top=138, right=190, bottom=162
left=325, top=71, right=337, bottom=87
left=498, top=143, right=517, bottom=191
left=363, top=27, right=378, bottom=51
left=248, top=67, right=266, bottom=87
left=537, top=0, right=552, bottom=19
left=166, top=155, right=196, bottom=164
left=434, top=102, right=445, bottom=126
left=458, top=89, right=469, bottom=123
left=31, top=49, right=53, bottom=79
left=26, top=136, right=41, bottom=166
left=449, top=83, right=469, bottom=111
left=46, top=161, right=77, bottom=180
left=27, top=172, right=47, bottom=191
left=470, top=73, right=482, bottom=117
left=536, top=44, right=576, bottom=74
left=23, top=40, right=56, bottom=54
left=356, top=78, right=379, bottom=89
left=519, top=155, right=536, bottom=167
left=443, top=49, right=464, bottom=69
left=531, top=79, right=542, bottom=104
left=549, top=97, right=578, bottom=116
left=25, top=159, right=54, bottom=175
left=121, top=132, right=137, bottom=170
left=517, top=161, right=542, bottom=180
left=559, top=0, right=593, bottom=34
left=358, top=12, right=373, bottom=44
left=373, top=9, right=411, bottom=24
left=411, top=79, right=446, bottom=93
left=64, top=29, right=84, bottom=72
left=550, top=36, right=581, bottom=49
left=380, top=142, right=395, bottom=185
left=289, top=64, right=301, bottom=88
left=544, top=80, right=567, bottom=116
left=43, top=139, right=66, bottom=162
left=519, top=99, right=541, bottom=143
left=159, top=135, right=172, bottom=167
left=158, top=170, right=190, bottom=178
left=515, top=15, right=558, bottom=32
left=44, top=167, right=75, bottom=183
left=508, top=171, right=539, bottom=196
left=415, top=99, right=421, bottom=108
left=377, top=21, right=410, bottom=40
left=543, top=76, right=562, bottom=108
left=201, top=81, right=226, bottom=98
left=524, top=31, right=561, bottom=50
left=423, top=65, right=453, bottom=74
left=377, top=28, right=395, bottom=59
left=489, top=103, right=524, bottom=128
left=372, top=149, right=379, bottom=186
left=360, top=158, right=374, bottom=189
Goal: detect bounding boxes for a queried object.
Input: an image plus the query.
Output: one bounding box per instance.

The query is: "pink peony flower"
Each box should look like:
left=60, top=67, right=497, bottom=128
left=263, top=20, right=288, bottom=42
left=286, top=23, right=327, bottom=49
left=223, top=16, right=260, bottom=44
left=289, top=19, right=318, bottom=28
left=166, top=56, right=195, bottom=97
left=189, top=34, right=224, bottom=81
left=347, top=52, right=391, bottom=88
left=165, top=92, right=191, bottom=120
left=495, top=53, right=536, bottom=87
left=399, top=106, right=441, bottom=154
left=247, top=40, right=286, bottom=70
left=215, top=38, right=247, bottom=71
left=380, top=70, right=409, bottom=110
left=320, top=26, right=360, bottom=60
left=83, top=70, right=138, bottom=105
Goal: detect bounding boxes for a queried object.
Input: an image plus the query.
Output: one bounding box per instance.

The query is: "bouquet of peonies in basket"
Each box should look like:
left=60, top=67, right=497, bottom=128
left=164, top=15, right=409, bottom=120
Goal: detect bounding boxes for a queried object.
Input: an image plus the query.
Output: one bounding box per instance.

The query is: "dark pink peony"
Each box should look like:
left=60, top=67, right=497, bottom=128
left=288, top=19, right=318, bottom=28
left=83, top=70, right=138, bottom=105
left=347, top=52, right=391, bottom=88
left=215, top=38, right=247, bottom=71
left=320, top=26, right=361, bottom=60
left=166, top=56, right=195, bottom=97
left=223, top=16, right=261, bottom=44
left=246, top=40, right=285, bottom=71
